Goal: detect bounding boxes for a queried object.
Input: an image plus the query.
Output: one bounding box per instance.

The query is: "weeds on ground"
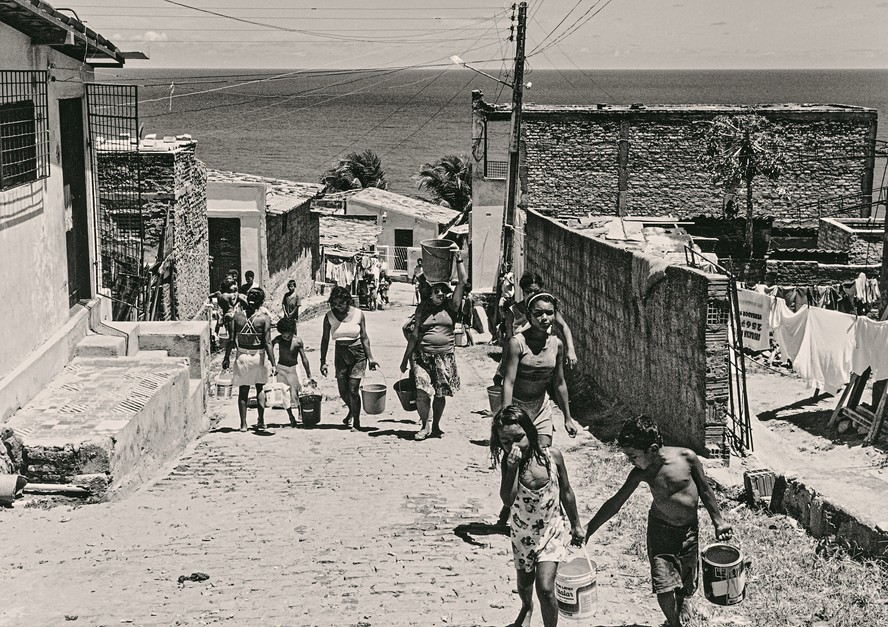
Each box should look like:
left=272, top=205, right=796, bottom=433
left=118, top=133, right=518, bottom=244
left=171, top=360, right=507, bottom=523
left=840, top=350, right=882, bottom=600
left=570, top=440, right=888, bottom=627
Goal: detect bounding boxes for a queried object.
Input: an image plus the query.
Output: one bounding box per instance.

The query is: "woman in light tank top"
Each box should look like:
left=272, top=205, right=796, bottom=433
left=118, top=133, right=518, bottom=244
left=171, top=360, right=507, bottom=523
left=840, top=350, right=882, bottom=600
left=501, top=293, right=578, bottom=448
left=400, top=244, right=468, bottom=440
left=320, top=286, right=379, bottom=431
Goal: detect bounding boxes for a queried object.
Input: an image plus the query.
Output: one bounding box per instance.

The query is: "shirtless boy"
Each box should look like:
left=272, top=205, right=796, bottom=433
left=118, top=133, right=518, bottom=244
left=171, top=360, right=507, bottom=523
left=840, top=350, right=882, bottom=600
left=584, top=415, right=732, bottom=627
left=272, top=317, right=312, bottom=427
left=281, top=279, right=301, bottom=322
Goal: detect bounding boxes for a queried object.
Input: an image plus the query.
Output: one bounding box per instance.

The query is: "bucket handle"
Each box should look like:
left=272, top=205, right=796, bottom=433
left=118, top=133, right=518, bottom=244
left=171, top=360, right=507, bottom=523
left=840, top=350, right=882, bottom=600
left=580, top=542, right=595, bottom=573
left=363, top=367, right=388, bottom=388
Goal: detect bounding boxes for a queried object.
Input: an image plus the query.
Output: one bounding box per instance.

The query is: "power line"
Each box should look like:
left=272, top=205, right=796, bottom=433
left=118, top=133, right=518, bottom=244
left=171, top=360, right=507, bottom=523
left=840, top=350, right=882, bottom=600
left=71, top=4, right=505, bottom=9
left=527, top=0, right=585, bottom=56
left=532, top=0, right=617, bottom=56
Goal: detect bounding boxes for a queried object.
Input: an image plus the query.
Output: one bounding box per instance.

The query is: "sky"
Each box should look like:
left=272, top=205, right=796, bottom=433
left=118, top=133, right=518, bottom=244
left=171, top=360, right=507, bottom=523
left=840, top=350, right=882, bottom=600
left=58, top=0, right=888, bottom=70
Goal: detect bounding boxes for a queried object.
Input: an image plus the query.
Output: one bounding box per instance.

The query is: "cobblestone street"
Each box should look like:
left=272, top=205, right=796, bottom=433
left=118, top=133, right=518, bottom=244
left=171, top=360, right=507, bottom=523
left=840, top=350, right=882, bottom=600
left=0, top=285, right=663, bottom=627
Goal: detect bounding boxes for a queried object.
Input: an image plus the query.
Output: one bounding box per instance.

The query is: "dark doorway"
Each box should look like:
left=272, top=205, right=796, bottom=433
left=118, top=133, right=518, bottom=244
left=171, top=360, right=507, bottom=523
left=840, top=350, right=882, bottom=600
left=394, top=228, right=413, bottom=247
left=208, top=217, right=241, bottom=291
left=60, top=98, right=90, bottom=307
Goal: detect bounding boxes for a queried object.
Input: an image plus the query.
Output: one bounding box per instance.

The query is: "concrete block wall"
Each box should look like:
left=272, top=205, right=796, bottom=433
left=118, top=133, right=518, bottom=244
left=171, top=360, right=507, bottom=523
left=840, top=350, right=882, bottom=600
left=171, top=157, right=209, bottom=319
left=520, top=108, right=875, bottom=221
left=265, top=200, right=321, bottom=307
left=763, top=261, right=880, bottom=285
left=524, top=210, right=728, bottom=457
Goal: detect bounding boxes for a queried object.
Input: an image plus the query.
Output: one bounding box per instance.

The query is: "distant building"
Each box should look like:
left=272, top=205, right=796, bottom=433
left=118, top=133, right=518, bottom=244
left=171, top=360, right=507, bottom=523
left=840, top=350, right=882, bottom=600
left=323, top=187, right=460, bottom=275
left=206, top=171, right=322, bottom=310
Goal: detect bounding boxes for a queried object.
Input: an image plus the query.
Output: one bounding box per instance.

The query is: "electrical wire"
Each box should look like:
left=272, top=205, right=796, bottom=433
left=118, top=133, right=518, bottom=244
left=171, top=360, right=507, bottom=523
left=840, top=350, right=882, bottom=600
left=527, top=0, right=586, bottom=56
left=531, top=0, right=617, bottom=57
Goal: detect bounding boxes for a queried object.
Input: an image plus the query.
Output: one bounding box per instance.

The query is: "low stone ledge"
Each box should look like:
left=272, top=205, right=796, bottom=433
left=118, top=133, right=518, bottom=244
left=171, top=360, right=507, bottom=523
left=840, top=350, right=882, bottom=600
left=771, top=474, right=888, bottom=562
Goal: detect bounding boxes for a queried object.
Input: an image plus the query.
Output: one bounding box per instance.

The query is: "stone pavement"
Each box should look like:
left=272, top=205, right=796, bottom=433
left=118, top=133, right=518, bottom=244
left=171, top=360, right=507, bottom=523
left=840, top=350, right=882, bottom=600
left=0, top=284, right=664, bottom=627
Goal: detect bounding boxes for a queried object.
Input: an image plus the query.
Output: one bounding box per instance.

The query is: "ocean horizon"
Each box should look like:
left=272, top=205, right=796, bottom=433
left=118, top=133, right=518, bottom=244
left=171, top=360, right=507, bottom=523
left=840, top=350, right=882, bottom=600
left=100, top=68, right=888, bottom=196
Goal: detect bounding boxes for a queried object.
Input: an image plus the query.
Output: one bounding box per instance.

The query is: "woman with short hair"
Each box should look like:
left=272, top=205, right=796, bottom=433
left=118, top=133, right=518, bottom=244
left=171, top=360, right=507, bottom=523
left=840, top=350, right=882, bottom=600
left=320, top=286, right=379, bottom=431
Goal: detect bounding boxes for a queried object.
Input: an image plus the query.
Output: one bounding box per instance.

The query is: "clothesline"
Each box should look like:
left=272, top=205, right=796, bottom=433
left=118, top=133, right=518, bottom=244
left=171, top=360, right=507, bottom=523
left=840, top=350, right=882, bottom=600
left=748, top=272, right=880, bottom=315
left=738, top=287, right=888, bottom=394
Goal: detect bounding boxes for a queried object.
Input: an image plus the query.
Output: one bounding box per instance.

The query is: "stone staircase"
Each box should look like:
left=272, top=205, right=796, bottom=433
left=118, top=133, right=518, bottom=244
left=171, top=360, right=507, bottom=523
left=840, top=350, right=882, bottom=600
left=3, top=321, right=210, bottom=499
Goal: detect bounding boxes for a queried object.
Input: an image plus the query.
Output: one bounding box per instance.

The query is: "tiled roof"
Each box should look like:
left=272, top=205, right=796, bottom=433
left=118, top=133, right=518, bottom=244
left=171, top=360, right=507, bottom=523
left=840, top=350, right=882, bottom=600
left=207, top=169, right=323, bottom=213
left=345, top=187, right=459, bottom=226
left=320, top=216, right=382, bottom=257
left=0, top=0, right=125, bottom=65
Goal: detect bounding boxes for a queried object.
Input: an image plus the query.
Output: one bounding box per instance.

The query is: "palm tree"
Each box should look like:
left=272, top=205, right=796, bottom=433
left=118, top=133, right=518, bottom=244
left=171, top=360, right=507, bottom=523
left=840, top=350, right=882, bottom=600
left=414, top=155, right=472, bottom=214
left=321, top=149, right=388, bottom=193
left=701, top=114, right=786, bottom=256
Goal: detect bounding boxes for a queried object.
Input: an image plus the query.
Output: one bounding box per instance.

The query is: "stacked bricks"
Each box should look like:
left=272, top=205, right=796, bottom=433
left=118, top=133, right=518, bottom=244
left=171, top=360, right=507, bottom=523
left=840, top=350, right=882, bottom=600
left=524, top=210, right=729, bottom=459
left=519, top=106, right=876, bottom=222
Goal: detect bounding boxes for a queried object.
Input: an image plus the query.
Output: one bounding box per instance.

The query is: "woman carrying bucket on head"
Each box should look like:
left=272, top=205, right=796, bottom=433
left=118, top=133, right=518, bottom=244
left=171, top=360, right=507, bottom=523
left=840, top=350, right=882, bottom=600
left=491, top=405, right=585, bottom=627
left=319, top=286, right=379, bottom=432
left=399, top=241, right=467, bottom=440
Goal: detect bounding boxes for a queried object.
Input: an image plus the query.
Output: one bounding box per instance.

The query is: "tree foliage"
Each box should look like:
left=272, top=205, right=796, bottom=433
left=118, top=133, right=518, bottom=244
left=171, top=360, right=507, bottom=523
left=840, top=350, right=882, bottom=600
left=414, top=155, right=473, bottom=213
left=321, top=149, right=388, bottom=193
left=701, top=114, right=786, bottom=255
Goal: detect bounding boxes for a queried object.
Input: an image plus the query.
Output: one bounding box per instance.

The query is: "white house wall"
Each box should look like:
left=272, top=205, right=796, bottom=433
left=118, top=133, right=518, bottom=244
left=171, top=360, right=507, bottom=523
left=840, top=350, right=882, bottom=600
left=346, top=198, right=440, bottom=247
left=0, top=23, right=97, bottom=380
left=206, top=182, right=268, bottom=286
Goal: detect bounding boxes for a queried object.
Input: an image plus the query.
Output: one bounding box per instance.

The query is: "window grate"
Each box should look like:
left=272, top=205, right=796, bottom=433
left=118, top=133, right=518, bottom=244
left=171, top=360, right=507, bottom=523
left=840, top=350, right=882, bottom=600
left=0, top=71, right=50, bottom=191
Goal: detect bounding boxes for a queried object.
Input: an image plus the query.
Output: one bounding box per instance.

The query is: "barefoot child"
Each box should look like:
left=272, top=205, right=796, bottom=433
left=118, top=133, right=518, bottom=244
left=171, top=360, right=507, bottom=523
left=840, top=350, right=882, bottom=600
left=584, top=415, right=733, bottom=627
left=491, top=405, right=584, bottom=627
left=272, top=317, right=312, bottom=427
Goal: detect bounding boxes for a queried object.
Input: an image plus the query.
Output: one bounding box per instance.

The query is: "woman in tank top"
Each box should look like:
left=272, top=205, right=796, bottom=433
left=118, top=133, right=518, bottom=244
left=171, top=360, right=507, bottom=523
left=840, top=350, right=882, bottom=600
left=399, top=245, right=468, bottom=440
left=320, top=286, right=379, bottom=431
left=501, top=292, right=578, bottom=447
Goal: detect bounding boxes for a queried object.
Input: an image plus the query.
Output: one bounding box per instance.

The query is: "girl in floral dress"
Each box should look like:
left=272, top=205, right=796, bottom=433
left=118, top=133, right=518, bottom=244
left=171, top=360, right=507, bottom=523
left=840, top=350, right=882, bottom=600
left=491, top=405, right=585, bottom=627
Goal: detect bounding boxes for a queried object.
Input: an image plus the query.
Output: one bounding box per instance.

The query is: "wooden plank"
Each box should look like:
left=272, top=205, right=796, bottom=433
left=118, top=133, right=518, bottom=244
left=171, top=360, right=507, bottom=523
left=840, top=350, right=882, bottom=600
left=829, top=374, right=857, bottom=427
left=864, top=384, right=888, bottom=446
left=842, top=408, right=873, bottom=429
left=848, top=368, right=871, bottom=410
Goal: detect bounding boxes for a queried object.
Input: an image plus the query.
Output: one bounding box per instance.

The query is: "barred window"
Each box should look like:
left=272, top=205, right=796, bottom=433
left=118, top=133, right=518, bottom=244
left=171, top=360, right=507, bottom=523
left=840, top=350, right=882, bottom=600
left=0, top=71, right=50, bottom=191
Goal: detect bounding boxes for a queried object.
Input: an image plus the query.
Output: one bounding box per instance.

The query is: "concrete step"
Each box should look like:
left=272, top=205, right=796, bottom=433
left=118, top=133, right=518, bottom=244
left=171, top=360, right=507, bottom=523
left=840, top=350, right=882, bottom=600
left=102, top=321, right=141, bottom=356
left=75, top=334, right=126, bottom=358
left=134, top=350, right=171, bottom=360
left=5, top=358, right=209, bottom=497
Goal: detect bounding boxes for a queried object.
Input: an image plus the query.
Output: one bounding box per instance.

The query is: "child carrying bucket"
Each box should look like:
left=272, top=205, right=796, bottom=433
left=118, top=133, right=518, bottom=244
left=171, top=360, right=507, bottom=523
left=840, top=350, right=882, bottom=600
left=491, top=405, right=585, bottom=627
left=584, top=415, right=733, bottom=627
left=271, top=317, right=313, bottom=427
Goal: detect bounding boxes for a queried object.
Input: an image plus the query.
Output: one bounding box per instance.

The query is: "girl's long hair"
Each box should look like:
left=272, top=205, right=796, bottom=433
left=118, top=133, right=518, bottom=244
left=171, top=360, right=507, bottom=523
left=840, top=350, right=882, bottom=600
left=490, top=404, right=549, bottom=474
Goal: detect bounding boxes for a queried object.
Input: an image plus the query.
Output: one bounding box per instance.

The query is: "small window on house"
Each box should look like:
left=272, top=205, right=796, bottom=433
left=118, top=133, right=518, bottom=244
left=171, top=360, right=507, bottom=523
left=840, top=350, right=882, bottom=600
left=0, top=71, right=50, bottom=191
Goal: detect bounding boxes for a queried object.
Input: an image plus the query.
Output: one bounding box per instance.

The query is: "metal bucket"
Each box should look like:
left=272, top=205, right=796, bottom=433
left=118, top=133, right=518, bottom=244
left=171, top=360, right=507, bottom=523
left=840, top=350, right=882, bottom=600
left=420, top=238, right=454, bottom=283
left=702, top=543, right=747, bottom=606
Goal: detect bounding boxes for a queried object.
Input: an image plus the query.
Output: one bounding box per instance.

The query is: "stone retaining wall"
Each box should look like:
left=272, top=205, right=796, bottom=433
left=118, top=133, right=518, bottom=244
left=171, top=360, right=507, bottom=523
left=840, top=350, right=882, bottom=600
left=523, top=210, right=729, bottom=458
left=771, top=475, right=888, bottom=562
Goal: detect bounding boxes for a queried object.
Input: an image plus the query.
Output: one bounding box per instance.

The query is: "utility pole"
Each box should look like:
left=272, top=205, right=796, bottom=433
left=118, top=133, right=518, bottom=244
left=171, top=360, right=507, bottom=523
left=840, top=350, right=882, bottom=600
left=501, top=1, right=527, bottom=267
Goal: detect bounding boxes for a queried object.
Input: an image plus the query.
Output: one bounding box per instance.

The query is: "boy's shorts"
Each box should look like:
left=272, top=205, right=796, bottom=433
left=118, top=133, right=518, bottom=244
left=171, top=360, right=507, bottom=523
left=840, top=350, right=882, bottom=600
left=646, top=512, right=699, bottom=597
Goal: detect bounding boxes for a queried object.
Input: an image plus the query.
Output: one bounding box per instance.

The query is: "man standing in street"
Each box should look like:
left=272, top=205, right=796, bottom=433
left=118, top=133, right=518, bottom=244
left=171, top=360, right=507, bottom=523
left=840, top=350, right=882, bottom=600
left=282, top=279, right=301, bottom=322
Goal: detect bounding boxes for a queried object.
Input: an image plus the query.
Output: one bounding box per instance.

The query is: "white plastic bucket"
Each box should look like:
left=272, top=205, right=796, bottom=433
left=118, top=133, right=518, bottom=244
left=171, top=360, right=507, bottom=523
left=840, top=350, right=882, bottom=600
left=487, top=385, right=503, bottom=415
left=214, top=372, right=233, bottom=397
left=556, top=549, right=597, bottom=621
left=454, top=323, right=468, bottom=347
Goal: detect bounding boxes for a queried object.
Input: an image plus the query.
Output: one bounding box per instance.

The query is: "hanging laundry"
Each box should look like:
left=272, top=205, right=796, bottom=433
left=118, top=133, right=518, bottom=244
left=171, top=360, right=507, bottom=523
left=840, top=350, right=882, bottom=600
left=852, top=316, right=888, bottom=380
left=775, top=285, right=813, bottom=312
left=772, top=302, right=808, bottom=365
left=792, top=308, right=856, bottom=394
left=736, top=289, right=772, bottom=351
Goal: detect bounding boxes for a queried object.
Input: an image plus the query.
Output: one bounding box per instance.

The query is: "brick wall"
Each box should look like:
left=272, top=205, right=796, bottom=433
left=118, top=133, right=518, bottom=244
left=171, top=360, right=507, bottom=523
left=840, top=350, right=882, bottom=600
left=520, top=107, right=876, bottom=221
left=98, top=147, right=209, bottom=320
left=818, top=218, right=884, bottom=265
left=264, top=201, right=320, bottom=317
left=524, top=210, right=728, bottom=457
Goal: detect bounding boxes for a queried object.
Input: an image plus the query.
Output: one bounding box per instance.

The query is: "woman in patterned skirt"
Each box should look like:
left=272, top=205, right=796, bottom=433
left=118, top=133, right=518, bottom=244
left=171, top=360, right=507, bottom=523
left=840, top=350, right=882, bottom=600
left=399, top=244, right=468, bottom=440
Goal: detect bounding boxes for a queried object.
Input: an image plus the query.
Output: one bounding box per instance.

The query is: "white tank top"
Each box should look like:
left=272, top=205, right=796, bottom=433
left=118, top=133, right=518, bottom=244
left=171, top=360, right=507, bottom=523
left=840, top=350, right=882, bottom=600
left=328, top=307, right=363, bottom=341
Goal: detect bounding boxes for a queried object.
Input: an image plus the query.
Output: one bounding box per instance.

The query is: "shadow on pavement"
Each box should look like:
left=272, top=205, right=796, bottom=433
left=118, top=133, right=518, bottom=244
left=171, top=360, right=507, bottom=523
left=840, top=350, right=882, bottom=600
left=376, top=418, right=417, bottom=425
left=209, top=427, right=241, bottom=434
left=470, top=439, right=490, bottom=447
left=453, top=522, right=509, bottom=547
left=757, top=392, right=833, bottom=421
left=367, top=428, right=420, bottom=441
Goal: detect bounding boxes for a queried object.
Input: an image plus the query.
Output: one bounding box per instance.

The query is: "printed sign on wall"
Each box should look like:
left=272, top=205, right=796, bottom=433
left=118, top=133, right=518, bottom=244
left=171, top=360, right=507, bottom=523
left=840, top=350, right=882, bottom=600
left=737, top=289, right=772, bottom=351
